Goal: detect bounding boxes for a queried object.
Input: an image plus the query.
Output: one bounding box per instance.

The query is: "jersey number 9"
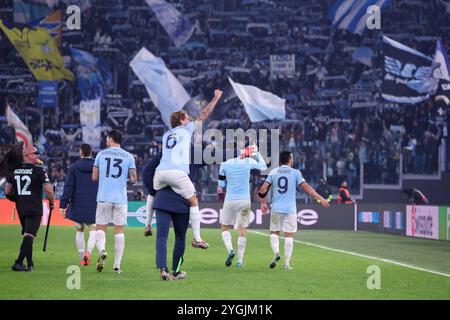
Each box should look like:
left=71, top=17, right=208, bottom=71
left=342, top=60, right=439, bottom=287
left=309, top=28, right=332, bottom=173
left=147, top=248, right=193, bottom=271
left=277, top=176, right=288, bottom=194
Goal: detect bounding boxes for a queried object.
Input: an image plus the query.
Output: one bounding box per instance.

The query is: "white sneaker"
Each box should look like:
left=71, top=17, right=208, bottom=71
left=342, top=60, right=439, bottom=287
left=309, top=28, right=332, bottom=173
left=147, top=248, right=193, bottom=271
left=283, top=264, right=293, bottom=270
left=170, top=271, right=187, bottom=280
left=113, top=267, right=122, bottom=274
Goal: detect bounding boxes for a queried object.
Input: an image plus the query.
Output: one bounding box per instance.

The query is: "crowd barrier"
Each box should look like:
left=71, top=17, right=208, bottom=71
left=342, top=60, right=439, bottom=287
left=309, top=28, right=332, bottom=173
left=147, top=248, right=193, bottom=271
left=0, top=200, right=448, bottom=241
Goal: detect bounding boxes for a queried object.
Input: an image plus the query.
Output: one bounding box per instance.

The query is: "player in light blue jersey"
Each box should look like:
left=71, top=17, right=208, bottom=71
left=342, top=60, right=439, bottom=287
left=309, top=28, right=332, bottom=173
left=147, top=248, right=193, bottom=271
left=92, top=130, right=137, bottom=274
left=218, top=144, right=267, bottom=268
left=154, top=89, right=223, bottom=249
left=258, top=151, right=329, bottom=270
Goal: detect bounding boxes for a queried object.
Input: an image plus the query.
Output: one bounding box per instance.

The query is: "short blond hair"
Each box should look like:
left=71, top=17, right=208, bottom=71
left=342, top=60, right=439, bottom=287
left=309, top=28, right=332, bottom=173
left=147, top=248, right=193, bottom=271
left=170, top=110, right=188, bottom=128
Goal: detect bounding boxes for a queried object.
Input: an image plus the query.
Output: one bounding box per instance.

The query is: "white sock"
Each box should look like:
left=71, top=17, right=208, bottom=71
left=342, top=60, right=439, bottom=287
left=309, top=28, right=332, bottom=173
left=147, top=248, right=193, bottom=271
left=114, top=233, right=125, bottom=269
left=284, top=237, right=294, bottom=267
left=76, top=231, right=85, bottom=258
left=237, top=236, right=247, bottom=264
left=189, top=206, right=202, bottom=242
left=87, top=230, right=96, bottom=254
left=146, top=195, right=154, bottom=225
left=270, top=234, right=280, bottom=256
left=221, top=231, right=233, bottom=253
left=96, top=230, right=106, bottom=253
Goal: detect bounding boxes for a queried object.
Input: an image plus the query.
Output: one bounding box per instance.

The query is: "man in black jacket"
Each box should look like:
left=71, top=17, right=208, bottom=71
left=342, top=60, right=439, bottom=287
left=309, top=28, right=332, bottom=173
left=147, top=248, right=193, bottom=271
left=60, top=144, right=98, bottom=266
left=5, top=145, right=54, bottom=272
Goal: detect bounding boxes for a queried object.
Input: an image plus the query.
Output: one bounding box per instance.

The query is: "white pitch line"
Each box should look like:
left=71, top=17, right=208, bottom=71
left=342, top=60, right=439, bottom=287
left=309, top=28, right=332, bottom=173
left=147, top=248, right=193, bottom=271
left=250, top=230, right=450, bottom=278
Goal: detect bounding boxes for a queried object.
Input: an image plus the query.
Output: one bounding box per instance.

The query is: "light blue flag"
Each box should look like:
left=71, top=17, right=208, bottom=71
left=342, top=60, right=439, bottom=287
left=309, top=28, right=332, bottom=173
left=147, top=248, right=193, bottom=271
left=130, top=48, right=191, bottom=127
left=145, top=0, right=195, bottom=47
left=329, top=0, right=392, bottom=34
left=14, top=0, right=51, bottom=24
left=228, top=77, right=285, bottom=123
left=71, top=48, right=112, bottom=101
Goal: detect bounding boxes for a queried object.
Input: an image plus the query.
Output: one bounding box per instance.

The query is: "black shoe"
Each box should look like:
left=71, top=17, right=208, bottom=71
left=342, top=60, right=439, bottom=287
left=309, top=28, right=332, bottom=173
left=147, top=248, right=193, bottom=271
left=269, top=254, right=281, bottom=269
left=12, top=261, right=24, bottom=272
left=225, top=250, right=235, bottom=267
left=26, top=262, right=34, bottom=272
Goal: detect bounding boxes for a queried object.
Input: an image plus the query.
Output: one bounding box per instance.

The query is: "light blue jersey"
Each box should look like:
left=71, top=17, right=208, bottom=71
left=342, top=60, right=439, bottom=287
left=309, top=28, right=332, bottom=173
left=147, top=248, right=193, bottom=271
left=94, top=147, right=136, bottom=204
left=219, top=152, right=267, bottom=201
left=156, top=122, right=194, bottom=174
left=266, top=165, right=305, bottom=215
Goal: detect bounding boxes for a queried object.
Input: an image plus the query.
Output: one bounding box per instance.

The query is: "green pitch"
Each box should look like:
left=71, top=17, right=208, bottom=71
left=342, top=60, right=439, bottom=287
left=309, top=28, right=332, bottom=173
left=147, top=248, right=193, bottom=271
left=0, top=225, right=449, bottom=300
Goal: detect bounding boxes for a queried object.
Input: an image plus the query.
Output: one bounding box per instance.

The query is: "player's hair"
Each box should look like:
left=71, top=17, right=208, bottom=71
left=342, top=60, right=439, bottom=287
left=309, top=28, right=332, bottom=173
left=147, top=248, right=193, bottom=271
left=107, top=129, right=123, bottom=144
left=280, top=151, right=293, bottom=165
left=170, top=110, right=188, bottom=128
left=80, top=143, right=92, bottom=157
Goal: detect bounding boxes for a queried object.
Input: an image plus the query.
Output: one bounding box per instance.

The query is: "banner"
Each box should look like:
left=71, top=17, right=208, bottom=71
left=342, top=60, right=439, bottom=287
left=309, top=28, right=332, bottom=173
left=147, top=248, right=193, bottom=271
left=329, top=0, right=392, bottom=34
left=38, top=80, right=58, bottom=108
left=5, top=105, right=33, bottom=147
left=79, top=99, right=101, bottom=149
left=145, top=0, right=194, bottom=47
left=71, top=48, right=112, bottom=101
left=128, top=202, right=355, bottom=230
left=14, top=0, right=52, bottom=24
left=357, top=204, right=405, bottom=235
left=29, top=10, right=62, bottom=47
left=0, top=200, right=74, bottom=226
left=406, top=205, right=439, bottom=240
left=0, top=20, right=74, bottom=81
left=130, top=48, right=190, bottom=127
left=270, top=54, right=295, bottom=78
left=382, top=36, right=433, bottom=104
left=228, top=77, right=286, bottom=122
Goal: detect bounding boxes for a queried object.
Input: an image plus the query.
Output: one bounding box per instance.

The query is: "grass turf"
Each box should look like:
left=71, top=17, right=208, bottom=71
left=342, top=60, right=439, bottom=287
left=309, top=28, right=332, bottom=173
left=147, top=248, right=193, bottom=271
left=0, top=225, right=449, bottom=300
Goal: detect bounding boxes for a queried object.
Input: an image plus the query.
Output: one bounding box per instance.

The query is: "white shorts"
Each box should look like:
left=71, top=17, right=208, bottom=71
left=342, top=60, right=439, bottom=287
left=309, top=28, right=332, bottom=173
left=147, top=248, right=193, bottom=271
left=220, top=199, right=251, bottom=228
left=95, top=202, right=128, bottom=226
left=270, top=212, right=298, bottom=233
left=153, top=170, right=196, bottom=199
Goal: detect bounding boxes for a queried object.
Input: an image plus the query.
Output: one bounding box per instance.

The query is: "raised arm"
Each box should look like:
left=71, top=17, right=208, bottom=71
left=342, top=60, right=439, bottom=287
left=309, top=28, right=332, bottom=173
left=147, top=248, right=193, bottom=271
left=196, top=89, right=223, bottom=122
left=300, top=182, right=330, bottom=208
left=252, top=152, right=267, bottom=171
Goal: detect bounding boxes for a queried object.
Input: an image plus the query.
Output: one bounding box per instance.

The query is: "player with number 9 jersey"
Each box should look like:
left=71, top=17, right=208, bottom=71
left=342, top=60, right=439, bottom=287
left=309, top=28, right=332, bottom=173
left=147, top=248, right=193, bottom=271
left=265, top=166, right=305, bottom=215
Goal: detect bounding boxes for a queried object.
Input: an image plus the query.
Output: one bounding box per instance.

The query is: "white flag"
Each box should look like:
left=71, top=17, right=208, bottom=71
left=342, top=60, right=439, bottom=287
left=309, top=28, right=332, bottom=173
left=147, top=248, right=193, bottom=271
left=6, top=105, right=33, bottom=147
left=130, top=48, right=190, bottom=127
left=80, top=99, right=101, bottom=149
left=228, top=77, right=286, bottom=122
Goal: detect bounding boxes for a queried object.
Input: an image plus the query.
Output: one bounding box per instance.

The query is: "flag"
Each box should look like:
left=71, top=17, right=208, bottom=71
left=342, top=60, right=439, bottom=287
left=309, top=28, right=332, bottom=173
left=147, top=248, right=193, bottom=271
left=14, top=0, right=52, bottom=24
left=6, top=105, right=33, bottom=147
left=29, top=10, right=62, bottom=47
left=130, top=48, right=190, bottom=127
left=433, top=40, right=450, bottom=81
left=228, top=77, right=286, bottom=122
left=382, top=36, right=433, bottom=104
left=352, top=46, right=374, bottom=66
left=80, top=99, right=101, bottom=149
left=329, top=0, right=392, bottom=34
left=145, top=0, right=194, bottom=47
left=71, top=48, right=112, bottom=100
left=0, top=20, right=74, bottom=81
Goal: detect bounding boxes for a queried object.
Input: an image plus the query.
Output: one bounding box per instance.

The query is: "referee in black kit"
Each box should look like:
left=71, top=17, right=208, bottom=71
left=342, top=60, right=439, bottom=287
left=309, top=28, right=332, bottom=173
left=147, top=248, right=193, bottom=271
left=4, top=145, right=55, bottom=272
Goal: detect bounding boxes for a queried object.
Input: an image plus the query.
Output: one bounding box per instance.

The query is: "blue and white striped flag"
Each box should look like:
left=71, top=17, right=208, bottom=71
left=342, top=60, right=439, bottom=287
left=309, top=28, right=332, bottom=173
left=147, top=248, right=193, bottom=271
left=145, top=0, right=195, bottom=47
left=329, top=0, right=392, bottom=34
left=130, top=48, right=191, bottom=127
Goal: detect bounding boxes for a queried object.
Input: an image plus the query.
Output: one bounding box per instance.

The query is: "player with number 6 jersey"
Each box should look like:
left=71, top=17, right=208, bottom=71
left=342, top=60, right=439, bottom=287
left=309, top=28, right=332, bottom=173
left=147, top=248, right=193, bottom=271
left=153, top=89, right=223, bottom=250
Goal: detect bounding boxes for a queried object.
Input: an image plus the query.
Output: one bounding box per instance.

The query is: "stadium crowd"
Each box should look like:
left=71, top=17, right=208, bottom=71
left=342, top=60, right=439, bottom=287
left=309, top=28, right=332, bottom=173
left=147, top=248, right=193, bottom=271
left=0, top=0, right=448, bottom=200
